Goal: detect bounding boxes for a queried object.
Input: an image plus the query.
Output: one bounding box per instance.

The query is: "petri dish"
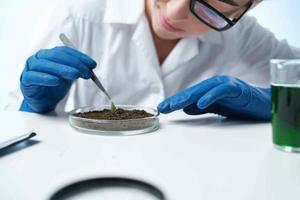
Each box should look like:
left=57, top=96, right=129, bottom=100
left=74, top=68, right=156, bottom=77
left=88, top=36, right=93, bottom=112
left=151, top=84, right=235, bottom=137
left=69, top=105, right=160, bottom=136
left=49, top=177, right=166, bottom=200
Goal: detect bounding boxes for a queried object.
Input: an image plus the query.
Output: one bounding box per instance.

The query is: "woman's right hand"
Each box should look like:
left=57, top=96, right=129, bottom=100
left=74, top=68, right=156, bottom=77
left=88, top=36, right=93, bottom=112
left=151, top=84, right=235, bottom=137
left=20, top=46, right=97, bottom=113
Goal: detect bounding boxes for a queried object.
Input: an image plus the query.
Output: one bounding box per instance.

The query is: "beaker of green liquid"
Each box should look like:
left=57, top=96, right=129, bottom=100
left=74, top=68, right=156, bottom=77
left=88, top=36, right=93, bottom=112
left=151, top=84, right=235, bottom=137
left=271, top=59, right=300, bottom=153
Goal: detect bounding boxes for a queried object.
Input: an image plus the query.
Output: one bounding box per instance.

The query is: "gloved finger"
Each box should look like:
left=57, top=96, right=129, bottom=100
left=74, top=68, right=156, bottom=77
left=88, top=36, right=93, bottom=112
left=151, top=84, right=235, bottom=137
left=168, top=77, right=222, bottom=110
left=21, top=71, right=60, bottom=87
left=196, top=83, right=241, bottom=109
left=28, top=58, right=81, bottom=81
left=183, top=102, right=209, bottom=115
left=217, top=79, right=253, bottom=107
left=158, top=78, right=222, bottom=113
left=36, top=49, right=93, bottom=79
left=57, top=46, right=97, bottom=69
left=183, top=102, right=222, bottom=115
left=157, top=100, right=173, bottom=114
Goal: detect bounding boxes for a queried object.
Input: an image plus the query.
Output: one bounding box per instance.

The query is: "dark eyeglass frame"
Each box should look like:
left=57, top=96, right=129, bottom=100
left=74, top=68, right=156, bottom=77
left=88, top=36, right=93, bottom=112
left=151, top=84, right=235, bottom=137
left=190, top=0, right=253, bottom=32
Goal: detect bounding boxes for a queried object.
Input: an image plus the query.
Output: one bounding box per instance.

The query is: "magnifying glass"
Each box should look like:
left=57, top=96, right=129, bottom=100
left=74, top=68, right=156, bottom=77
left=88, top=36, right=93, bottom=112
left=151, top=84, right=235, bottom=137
left=49, top=177, right=166, bottom=200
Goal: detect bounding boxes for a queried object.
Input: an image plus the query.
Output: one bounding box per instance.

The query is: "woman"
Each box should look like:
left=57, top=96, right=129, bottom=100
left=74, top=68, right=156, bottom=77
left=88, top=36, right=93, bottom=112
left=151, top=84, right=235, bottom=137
left=17, top=0, right=300, bottom=120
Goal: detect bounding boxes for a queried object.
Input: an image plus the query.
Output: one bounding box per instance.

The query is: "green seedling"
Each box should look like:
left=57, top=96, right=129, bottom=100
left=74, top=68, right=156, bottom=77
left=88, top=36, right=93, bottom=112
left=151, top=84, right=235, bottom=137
left=111, top=102, right=117, bottom=114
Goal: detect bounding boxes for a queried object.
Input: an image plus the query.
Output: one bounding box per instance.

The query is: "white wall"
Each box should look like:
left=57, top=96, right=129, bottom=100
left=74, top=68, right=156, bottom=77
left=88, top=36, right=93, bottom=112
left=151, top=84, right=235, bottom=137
left=0, top=0, right=299, bottom=109
left=249, top=0, right=300, bottom=46
left=0, top=0, right=58, bottom=109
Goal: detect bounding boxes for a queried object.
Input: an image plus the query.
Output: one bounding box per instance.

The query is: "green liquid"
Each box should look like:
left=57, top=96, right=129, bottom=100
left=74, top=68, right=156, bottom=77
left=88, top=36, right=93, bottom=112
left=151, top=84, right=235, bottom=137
left=272, top=85, right=300, bottom=148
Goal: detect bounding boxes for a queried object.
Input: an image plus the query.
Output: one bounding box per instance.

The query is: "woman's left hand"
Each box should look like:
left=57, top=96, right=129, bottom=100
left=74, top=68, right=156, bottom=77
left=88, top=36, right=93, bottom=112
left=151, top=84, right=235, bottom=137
left=157, top=75, right=271, bottom=120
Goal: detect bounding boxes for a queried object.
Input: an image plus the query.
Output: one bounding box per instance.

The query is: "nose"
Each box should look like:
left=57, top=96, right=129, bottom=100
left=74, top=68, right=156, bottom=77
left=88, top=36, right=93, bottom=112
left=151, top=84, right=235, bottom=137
left=166, top=0, right=190, bottom=21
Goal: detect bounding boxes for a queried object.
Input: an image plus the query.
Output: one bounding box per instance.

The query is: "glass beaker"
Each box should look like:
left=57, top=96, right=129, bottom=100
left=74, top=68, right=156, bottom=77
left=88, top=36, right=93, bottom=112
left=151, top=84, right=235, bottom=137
left=271, top=59, right=300, bottom=153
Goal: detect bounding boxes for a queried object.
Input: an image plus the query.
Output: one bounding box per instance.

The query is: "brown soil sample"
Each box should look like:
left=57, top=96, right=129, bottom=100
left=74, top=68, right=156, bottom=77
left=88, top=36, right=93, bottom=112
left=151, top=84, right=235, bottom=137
left=73, top=108, right=154, bottom=120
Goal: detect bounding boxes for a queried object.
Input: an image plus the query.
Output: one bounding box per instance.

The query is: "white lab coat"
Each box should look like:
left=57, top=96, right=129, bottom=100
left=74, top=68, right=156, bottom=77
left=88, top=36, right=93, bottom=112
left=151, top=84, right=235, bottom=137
left=6, top=0, right=300, bottom=113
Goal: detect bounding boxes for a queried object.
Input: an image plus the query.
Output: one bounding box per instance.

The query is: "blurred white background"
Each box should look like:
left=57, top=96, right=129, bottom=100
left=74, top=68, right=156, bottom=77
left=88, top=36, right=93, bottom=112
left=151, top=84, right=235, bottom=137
left=0, top=0, right=299, bottom=109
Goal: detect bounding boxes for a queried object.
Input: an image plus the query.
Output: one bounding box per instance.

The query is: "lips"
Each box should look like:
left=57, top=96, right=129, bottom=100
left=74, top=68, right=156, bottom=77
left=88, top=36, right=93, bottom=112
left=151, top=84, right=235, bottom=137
left=159, top=15, right=181, bottom=32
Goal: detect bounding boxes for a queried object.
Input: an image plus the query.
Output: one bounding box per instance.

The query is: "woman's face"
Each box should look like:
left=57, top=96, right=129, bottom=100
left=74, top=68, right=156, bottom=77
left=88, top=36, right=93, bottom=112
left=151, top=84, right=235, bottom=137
left=146, top=0, right=259, bottom=40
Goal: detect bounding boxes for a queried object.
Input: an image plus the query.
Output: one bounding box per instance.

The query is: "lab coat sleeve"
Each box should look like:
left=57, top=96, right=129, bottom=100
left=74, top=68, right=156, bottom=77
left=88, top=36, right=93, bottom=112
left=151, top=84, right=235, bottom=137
left=231, top=16, right=300, bottom=87
left=4, top=2, right=80, bottom=114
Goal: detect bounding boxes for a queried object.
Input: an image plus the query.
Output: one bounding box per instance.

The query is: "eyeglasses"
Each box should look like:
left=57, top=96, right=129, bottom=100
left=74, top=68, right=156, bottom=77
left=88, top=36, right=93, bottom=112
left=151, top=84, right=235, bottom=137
left=190, top=0, right=253, bottom=32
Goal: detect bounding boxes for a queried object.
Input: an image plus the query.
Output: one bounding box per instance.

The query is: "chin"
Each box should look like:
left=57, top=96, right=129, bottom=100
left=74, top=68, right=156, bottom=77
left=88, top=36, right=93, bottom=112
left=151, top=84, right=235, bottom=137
left=152, top=26, right=184, bottom=40
left=154, top=31, right=183, bottom=40
left=151, top=19, right=211, bottom=40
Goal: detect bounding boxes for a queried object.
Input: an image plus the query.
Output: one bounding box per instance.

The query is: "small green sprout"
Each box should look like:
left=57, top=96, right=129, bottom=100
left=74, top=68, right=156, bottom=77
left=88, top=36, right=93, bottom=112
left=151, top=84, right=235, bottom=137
left=111, top=102, right=117, bottom=114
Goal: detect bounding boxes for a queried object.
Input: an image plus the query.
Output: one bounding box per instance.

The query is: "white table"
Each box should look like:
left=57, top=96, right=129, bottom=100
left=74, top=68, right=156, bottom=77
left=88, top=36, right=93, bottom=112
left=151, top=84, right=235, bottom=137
left=0, top=110, right=299, bottom=200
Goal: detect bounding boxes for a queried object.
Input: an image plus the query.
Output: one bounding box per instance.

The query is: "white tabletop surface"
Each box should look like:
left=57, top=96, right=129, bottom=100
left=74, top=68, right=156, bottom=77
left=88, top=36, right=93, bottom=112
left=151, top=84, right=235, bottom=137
left=0, top=110, right=299, bottom=200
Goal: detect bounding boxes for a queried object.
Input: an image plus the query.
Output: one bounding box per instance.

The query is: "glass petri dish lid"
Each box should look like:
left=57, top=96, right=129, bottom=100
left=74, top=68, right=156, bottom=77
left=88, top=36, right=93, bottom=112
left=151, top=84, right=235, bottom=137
left=49, top=177, right=166, bottom=200
left=69, top=105, right=160, bottom=136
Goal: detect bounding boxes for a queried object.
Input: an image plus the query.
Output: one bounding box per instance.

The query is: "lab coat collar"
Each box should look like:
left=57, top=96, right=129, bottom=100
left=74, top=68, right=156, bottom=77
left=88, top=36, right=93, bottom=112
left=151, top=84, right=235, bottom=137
left=103, top=0, right=145, bottom=24
left=131, top=15, right=203, bottom=76
left=197, top=30, right=223, bottom=46
left=161, top=36, right=201, bottom=76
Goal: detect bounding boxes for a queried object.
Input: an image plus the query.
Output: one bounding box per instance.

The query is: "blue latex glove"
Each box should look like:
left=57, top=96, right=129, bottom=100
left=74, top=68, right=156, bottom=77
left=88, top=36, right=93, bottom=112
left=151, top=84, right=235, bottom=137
left=158, top=76, right=271, bottom=120
left=20, top=46, right=97, bottom=113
